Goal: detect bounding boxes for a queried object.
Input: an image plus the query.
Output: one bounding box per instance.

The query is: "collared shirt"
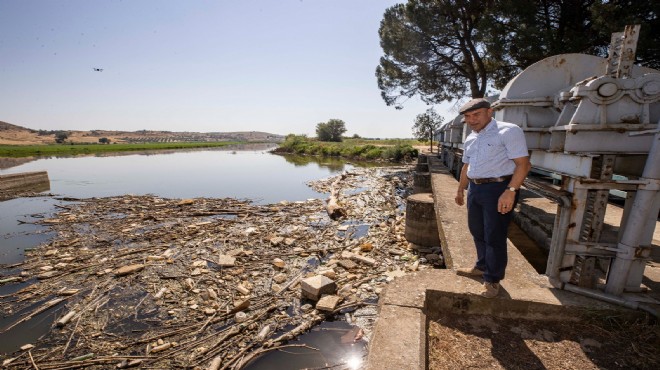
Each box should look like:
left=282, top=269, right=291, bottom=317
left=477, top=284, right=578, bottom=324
left=462, top=119, right=528, bottom=179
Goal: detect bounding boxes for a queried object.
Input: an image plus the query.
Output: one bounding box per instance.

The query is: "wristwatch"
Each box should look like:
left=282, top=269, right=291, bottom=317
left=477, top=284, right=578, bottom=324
left=507, top=186, right=517, bottom=192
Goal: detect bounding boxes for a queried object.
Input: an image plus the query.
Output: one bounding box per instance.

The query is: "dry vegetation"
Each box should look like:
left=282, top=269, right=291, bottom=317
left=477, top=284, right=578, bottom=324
left=429, top=313, right=660, bottom=370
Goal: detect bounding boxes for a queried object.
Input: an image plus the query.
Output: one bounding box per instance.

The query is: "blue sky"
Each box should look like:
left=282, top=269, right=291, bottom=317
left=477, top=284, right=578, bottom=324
left=0, top=0, right=457, bottom=138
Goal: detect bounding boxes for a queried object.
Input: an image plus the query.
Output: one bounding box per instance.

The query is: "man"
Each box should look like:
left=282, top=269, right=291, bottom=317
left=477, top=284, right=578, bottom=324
left=454, top=98, right=531, bottom=298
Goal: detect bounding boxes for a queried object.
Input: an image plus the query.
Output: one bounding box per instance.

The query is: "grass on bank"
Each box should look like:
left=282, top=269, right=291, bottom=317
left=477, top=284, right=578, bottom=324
left=272, top=135, right=419, bottom=162
left=0, top=141, right=244, bottom=157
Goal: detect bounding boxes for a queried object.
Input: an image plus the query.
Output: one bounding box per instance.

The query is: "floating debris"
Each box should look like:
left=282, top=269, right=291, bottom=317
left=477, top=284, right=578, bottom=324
left=0, top=166, right=442, bottom=369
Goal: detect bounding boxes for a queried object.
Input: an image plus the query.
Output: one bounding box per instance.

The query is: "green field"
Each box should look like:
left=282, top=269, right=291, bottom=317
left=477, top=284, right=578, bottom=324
left=0, top=141, right=244, bottom=157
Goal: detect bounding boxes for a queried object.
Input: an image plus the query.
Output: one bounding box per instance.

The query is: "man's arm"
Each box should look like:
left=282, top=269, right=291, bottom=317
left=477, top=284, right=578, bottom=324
left=498, top=156, right=531, bottom=213
left=455, top=163, right=469, bottom=206
left=508, top=156, right=531, bottom=190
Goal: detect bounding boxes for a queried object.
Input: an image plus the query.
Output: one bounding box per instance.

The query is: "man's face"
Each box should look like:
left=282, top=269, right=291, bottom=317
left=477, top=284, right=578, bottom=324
left=463, top=108, right=493, bottom=133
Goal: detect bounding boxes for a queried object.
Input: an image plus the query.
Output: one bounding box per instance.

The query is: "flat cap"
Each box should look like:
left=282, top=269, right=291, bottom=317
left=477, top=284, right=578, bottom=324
left=459, top=98, right=491, bottom=114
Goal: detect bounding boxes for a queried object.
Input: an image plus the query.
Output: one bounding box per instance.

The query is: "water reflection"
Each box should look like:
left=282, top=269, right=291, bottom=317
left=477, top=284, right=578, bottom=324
left=279, top=153, right=349, bottom=172
left=0, top=143, right=277, bottom=170
left=0, top=157, right=38, bottom=170
left=0, top=146, right=350, bottom=202
left=0, top=197, right=59, bottom=266
left=278, top=153, right=400, bottom=172
left=243, top=320, right=366, bottom=370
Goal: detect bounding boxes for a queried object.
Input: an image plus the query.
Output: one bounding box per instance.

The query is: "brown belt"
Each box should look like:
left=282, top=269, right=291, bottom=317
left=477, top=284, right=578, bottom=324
left=469, top=175, right=512, bottom=185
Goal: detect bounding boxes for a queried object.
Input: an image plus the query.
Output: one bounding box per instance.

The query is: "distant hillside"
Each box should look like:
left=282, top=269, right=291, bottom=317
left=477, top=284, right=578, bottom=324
left=0, top=121, right=285, bottom=145
left=0, top=121, right=34, bottom=132
left=115, top=130, right=284, bottom=143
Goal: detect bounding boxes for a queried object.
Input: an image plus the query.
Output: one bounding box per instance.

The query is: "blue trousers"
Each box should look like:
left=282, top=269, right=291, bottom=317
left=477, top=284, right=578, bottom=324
left=467, top=181, right=517, bottom=284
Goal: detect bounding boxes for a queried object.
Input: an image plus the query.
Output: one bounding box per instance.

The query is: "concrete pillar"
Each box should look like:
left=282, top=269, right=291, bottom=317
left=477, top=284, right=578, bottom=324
left=405, top=193, right=440, bottom=247
left=415, top=163, right=429, bottom=172
left=412, top=172, right=432, bottom=194
left=0, top=171, right=50, bottom=193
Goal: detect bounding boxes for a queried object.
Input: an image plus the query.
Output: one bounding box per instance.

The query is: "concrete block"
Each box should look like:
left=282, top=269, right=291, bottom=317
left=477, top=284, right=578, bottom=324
left=0, top=171, right=50, bottom=193
left=351, top=254, right=377, bottom=266
left=301, top=275, right=337, bottom=301
left=315, top=295, right=342, bottom=312
left=366, top=304, right=426, bottom=370
left=338, top=259, right=358, bottom=270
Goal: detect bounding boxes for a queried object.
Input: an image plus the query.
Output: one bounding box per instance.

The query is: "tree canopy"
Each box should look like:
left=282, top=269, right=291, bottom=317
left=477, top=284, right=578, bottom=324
left=412, top=108, right=444, bottom=152
left=54, top=131, right=68, bottom=144
left=377, top=0, right=659, bottom=107
left=316, top=119, right=347, bottom=142
left=376, top=0, right=495, bottom=107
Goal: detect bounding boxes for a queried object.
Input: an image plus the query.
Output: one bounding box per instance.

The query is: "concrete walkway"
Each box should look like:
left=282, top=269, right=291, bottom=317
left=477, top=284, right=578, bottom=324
left=365, top=157, right=659, bottom=370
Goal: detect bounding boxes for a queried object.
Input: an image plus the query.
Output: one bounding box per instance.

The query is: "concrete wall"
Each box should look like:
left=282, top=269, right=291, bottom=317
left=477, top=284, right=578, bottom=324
left=0, top=171, right=50, bottom=193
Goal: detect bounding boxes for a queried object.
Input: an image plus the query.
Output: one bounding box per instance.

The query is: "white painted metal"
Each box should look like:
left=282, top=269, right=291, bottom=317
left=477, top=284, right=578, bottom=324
left=530, top=151, right=595, bottom=178
left=606, top=128, right=660, bottom=295
left=437, top=26, right=659, bottom=304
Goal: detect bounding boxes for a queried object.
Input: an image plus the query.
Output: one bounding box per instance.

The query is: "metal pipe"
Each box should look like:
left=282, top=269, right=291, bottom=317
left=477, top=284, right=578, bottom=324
left=523, top=178, right=572, bottom=207
left=562, top=283, right=659, bottom=318
left=605, top=128, right=660, bottom=295
left=562, top=283, right=638, bottom=309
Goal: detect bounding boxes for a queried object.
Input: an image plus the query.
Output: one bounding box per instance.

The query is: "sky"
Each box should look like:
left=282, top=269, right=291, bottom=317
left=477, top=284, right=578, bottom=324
left=0, top=0, right=459, bottom=138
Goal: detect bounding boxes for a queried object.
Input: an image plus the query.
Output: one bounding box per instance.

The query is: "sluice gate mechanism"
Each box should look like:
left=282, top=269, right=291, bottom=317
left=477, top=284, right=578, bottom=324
left=439, top=25, right=659, bottom=311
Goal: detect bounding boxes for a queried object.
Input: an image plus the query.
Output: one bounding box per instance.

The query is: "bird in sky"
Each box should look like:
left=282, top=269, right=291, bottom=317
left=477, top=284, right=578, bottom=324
left=92, top=68, right=103, bottom=72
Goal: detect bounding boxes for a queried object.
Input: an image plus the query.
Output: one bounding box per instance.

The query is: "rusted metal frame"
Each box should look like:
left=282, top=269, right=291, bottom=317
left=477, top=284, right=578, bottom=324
left=572, top=179, right=647, bottom=191
left=558, top=123, right=659, bottom=132
left=581, top=188, right=607, bottom=242
left=493, top=97, right=554, bottom=107
left=522, top=178, right=571, bottom=207
left=564, top=241, right=618, bottom=257
left=605, top=25, right=640, bottom=78
left=606, top=31, right=625, bottom=77
left=618, top=25, right=641, bottom=79
left=555, top=178, right=589, bottom=284
left=583, top=155, right=615, bottom=241
left=545, top=202, right=572, bottom=287
left=568, top=156, right=613, bottom=287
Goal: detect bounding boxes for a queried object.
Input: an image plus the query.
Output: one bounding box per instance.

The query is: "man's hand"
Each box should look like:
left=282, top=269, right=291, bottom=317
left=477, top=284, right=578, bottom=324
left=498, top=190, right=516, bottom=213
left=455, top=189, right=465, bottom=206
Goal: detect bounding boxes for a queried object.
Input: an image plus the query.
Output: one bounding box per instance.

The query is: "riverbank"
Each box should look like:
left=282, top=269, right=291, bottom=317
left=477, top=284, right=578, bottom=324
left=0, top=141, right=249, bottom=157
left=272, top=135, right=421, bottom=162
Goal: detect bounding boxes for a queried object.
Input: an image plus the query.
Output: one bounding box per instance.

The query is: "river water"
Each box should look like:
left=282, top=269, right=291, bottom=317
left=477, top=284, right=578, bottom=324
left=0, top=144, right=369, bottom=368
left=0, top=144, right=359, bottom=262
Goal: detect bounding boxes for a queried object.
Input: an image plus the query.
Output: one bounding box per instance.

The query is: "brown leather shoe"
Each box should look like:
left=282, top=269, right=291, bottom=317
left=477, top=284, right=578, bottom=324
left=480, top=282, right=500, bottom=298
left=456, top=266, right=484, bottom=277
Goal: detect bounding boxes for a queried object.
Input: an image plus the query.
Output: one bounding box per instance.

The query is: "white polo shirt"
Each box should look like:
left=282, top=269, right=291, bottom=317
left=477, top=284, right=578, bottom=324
left=462, top=119, right=528, bottom=179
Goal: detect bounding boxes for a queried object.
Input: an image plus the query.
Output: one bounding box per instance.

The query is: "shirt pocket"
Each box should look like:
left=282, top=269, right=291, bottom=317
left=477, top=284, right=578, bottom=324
left=482, top=137, right=502, bottom=158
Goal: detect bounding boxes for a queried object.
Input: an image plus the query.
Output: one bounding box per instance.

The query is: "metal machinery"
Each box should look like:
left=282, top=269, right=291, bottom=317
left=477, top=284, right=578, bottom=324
left=439, top=25, right=660, bottom=310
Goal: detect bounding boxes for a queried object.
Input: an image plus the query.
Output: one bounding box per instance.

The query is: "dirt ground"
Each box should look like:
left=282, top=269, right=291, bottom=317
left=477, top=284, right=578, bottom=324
left=429, top=313, right=660, bottom=370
